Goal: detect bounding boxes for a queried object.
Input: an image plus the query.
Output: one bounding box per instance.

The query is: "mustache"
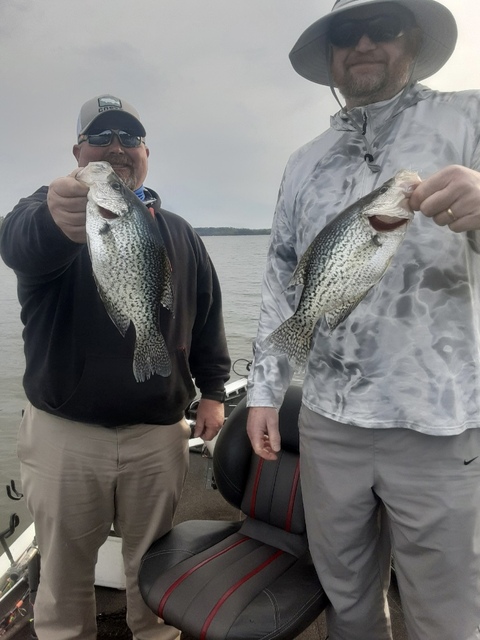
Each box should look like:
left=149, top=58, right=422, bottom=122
left=346, top=55, right=385, bottom=67
left=104, top=154, right=132, bottom=168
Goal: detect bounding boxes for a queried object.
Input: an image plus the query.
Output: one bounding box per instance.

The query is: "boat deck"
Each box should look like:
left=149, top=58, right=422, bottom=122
left=4, top=445, right=408, bottom=640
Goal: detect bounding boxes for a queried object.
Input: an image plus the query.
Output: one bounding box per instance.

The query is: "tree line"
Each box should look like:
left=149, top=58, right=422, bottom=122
left=194, top=227, right=270, bottom=236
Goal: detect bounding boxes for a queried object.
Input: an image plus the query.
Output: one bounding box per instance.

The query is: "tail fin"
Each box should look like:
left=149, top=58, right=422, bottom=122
left=263, top=316, right=313, bottom=371
left=133, top=328, right=172, bottom=382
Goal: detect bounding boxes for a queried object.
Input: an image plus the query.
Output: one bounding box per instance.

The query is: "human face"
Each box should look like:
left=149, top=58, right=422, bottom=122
left=329, top=5, right=421, bottom=109
left=73, top=128, right=149, bottom=190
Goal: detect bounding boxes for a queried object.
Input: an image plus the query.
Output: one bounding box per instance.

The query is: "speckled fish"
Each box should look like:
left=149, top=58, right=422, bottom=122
left=77, top=161, right=174, bottom=381
left=264, top=169, right=420, bottom=370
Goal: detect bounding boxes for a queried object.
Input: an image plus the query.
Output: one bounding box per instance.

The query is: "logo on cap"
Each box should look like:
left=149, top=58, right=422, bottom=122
left=98, top=97, right=122, bottom=109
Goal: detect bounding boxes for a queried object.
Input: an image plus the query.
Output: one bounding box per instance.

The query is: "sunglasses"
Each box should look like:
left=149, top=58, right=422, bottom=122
left=78, top=129, right=144, bottom=148
left=328, top=14, right=413, bottom=49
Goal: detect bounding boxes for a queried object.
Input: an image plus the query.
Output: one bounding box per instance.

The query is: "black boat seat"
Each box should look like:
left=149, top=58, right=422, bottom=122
left=138, top=386, right=328, bottom=640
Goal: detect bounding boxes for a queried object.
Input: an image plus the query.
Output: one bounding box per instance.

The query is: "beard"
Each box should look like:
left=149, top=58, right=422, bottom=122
left=338, top=59, right=412, bottom=106
left=342, top=63, right=390, bottom=99
left=332, top=31, right=422, bottom=108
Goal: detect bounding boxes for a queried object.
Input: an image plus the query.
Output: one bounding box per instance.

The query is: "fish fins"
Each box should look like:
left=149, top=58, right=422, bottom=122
left=290, top=244, right=314, bottom=287
left=106, top=306, right=131, bottom=336
left=133, top=328, right=172, bottom=382
left=324, top=295, right=368, bottom=331
left=159, top=252, right=175, bottom=317
left=87, top=235, right=132, bottom=335
left=94, top=279, right=131, bottom=336
left=263, top=315, right=312, bottom=371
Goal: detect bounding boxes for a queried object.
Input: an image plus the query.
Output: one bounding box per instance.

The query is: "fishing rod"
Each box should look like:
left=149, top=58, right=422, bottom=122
left=0, top=481, right=38, bottom=637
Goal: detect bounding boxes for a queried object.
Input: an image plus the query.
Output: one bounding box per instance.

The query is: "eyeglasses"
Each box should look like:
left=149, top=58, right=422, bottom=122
left=328, top=14, right=413, bottom=49
left=78, top=129, right=144, bottom=148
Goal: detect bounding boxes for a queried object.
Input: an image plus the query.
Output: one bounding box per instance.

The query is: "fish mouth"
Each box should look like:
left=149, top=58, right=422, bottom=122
left=98, top=206, right=118, bottom=220
left=368, top=215, right=409, bottom=232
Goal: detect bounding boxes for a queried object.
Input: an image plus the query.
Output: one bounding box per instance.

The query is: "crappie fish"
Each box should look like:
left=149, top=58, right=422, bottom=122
left=77, top=161, right=174, bottom=381
left=264, top=169, right=420, bottom=370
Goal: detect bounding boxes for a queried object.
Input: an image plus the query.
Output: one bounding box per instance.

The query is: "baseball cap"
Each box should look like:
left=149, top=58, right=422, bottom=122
left=76, top=95, right=146, bottom=137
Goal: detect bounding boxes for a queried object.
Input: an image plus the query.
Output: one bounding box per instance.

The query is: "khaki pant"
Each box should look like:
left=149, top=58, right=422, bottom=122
left=18, top=403, right=188, bottom=640
left=299, top=405, right=480, bottom=640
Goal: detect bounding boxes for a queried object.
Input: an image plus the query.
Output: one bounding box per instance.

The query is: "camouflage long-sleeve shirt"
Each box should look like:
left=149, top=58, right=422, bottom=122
left=248, top=83, right=480, bottom=435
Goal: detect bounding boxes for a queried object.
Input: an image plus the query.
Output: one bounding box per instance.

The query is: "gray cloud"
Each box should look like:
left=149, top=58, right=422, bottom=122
left=1, top=0, right=478, bottom=227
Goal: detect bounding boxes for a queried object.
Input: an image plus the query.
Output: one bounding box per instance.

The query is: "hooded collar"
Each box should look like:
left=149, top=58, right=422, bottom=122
left=330, top=81, right=431, bottom=133
left=329, top=82, right=432, bottom=172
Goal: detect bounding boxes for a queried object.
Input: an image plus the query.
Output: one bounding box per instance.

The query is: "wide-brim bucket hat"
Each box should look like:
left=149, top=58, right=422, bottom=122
left=289, top=0, right=457, bottom=85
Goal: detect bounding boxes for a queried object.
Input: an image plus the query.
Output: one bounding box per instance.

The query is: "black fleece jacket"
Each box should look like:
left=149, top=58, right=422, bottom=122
left=0, top=186, right=230, bottom=427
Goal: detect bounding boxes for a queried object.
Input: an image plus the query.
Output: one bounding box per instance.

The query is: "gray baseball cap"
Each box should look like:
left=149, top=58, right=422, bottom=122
left=289, top=0, right=457, bottom=86
left=76, top=95, right=146, bottom=137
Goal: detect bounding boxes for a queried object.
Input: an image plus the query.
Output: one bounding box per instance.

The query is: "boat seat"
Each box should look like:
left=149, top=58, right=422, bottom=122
left=138, top=386, right=328, bottom=640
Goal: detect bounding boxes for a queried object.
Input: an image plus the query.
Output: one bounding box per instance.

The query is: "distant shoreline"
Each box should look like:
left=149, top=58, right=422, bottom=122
left=195, top=227, right=270, bottom=236
left=0, top=217, right=270, bottom=238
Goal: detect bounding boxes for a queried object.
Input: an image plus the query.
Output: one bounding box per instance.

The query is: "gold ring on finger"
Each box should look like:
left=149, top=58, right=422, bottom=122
left=446, top=208, right=457, bottom=222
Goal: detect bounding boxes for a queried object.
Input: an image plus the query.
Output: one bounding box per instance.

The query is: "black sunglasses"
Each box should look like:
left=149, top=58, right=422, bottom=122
left=78, top=129, right=144, bottom=148
left=328, top=14, right=413, bottom=49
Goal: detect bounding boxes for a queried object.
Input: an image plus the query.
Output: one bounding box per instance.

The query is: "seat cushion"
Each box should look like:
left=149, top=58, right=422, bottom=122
left=139, top=520, right=327, bottom=640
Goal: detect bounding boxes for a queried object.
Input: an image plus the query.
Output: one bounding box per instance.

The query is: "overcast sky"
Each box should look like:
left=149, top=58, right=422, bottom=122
left=1, top=0, right=479, bottom=228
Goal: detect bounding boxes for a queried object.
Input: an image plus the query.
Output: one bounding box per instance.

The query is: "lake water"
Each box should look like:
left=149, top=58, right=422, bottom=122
left=0, top=234, right=271, bottom=542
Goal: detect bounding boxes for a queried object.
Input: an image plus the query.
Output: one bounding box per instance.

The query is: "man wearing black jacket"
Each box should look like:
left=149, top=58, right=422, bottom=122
left=0, top=94, right=231, bottom=640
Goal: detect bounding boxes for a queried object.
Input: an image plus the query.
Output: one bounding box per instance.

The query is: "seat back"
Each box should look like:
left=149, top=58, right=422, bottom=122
left=213, top=385, right=306, bottom=555
left=139, top=385, right=328, bottom=640
left=213, top=385, right=303, bottom=509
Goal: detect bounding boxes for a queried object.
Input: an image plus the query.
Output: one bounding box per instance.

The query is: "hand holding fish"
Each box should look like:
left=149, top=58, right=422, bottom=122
left=247, top=407, right=281, bottom=461
left=47, top=169, right=89, bottom=243
left=193, top=398, right=225, bottom=441
left=410, top=165, right=480, bottom=231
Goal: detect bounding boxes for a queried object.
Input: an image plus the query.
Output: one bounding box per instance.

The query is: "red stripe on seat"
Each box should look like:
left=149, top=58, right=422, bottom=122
left=199, top=549, right=284, bottom=640
left=285, top=462, right=300, bottom=532
left=157, top=537, right=249, bottom=618
left=249, top=458, right=264, bottom=517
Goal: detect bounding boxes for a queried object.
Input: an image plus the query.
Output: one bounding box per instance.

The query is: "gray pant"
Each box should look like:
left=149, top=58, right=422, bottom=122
left=299, top=404, right=480, bottom=640
left=18, top=403, right=189, bottom=640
